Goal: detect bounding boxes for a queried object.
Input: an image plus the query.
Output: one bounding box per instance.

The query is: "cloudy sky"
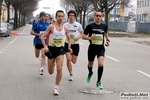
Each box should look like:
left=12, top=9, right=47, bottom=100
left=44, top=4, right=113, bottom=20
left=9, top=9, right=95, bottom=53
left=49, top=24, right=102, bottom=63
left=33, top=0, right=63, bottom=16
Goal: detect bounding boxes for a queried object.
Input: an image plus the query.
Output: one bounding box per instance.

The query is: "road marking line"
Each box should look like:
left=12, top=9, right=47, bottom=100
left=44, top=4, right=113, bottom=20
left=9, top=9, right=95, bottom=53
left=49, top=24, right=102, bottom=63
left=106, top=55, right=120, bottom=62
left=137, top=70, right=150, bottom=78
left=9, top=38, right=17, bottom=44
left=79, top=42, right=84, bottom=45
left=0, top=26, right=28, bottom=54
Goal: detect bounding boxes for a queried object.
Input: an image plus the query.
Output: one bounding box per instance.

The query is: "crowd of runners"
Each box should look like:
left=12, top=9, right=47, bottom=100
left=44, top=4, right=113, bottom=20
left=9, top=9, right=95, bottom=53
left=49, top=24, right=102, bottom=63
left=30, top=9, right=110, bottom=95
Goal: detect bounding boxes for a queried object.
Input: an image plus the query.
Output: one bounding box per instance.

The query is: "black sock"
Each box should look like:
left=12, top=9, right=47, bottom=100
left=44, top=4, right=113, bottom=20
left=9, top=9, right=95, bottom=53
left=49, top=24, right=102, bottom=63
left=88, top=66, right=93, bottom=75
left=70, top=74, right=73, bottom=76
left=97, top=66, right=103, bottom=83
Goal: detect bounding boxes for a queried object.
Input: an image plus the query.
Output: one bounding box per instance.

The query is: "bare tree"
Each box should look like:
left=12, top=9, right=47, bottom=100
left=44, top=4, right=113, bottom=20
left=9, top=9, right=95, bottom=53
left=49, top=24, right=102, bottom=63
left=61, top=0, right=93, bottom=28
left=90, top=0, right=130, bottom=26
left=9, top=0, right=39, bottom=29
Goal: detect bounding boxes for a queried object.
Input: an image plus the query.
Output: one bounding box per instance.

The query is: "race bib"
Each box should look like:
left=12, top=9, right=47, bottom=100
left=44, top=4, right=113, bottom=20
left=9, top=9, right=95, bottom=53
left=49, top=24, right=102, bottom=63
left=66, top=33, right=76, bottom=43
left=52, top=35, right=64, bottom=47
left=40, top=31, right=46, bottom=39
left=40, top=31, right=45, bottom=34
left=91, top=34, right=103, bottom=45
left=70, top=33, right=76, bottom=43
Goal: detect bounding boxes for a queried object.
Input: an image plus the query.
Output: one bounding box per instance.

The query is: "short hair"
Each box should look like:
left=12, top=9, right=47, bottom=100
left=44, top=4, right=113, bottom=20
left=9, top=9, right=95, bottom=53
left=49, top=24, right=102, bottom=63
left=39, top=11, right=46, bottom=18
left=55, top=10, right=64, bottom=17
left=68, top=10, right=77, bottom=17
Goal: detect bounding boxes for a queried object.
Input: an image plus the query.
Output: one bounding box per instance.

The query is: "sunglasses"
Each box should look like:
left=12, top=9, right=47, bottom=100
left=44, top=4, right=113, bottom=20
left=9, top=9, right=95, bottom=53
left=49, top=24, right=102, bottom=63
left=95, top=15, right=102, bottom=17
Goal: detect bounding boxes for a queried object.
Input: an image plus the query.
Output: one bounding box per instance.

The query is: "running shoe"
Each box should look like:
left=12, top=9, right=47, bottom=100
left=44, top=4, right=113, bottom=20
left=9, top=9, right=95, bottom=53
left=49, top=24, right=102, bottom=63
left=68, top=75, right=74, bottom=81
left=86, top=72, right=93, bottom=83
left=96, top=82, right=103, bottom=90
left=39, top=68, right=44, bottom=76
left=53, top=88, right=59, bottom=95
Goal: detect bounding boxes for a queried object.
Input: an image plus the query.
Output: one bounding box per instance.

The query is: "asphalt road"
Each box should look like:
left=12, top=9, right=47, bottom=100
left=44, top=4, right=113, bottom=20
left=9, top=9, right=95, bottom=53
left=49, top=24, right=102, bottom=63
left=0, top=24, right=150, bottom=100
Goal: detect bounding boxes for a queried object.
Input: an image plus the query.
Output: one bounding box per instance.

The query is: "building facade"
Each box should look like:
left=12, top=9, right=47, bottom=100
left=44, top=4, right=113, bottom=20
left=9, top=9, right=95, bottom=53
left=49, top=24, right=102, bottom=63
left=137, top=0, right=150, bottom=21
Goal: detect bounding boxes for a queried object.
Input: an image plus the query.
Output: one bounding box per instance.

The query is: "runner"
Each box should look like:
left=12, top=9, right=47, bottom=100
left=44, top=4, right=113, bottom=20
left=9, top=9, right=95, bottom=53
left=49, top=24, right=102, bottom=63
left=64, top=10, right=83, bottom=81
left=30, top=11, right=50, bottom=76
left=82, top=11, right=110, bottom=89
left=50, top=17, right=54, bottom=24
left=46, top=13, right=50, bottom=23
left=40, top=10, right=72, bottom=95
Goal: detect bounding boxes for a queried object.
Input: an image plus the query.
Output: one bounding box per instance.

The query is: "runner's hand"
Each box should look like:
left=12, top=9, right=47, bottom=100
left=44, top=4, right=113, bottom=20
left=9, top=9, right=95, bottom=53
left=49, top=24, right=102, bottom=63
left=68, top=48, right=73, bottom=54
left=89, top=33, right=95, bottom=40
left=74, top=37, right=79, bottom=41
left=38, top=33, right=42, bottom=37
left=105, top=40, right=110, bottom=47
left=44, top=45, right=49, bottom=53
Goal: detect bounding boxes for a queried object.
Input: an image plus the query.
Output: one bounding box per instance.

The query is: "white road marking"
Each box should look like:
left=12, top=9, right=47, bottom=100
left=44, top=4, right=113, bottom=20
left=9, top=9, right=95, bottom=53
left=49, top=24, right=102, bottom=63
left=79, top=42, right=84, bottom=45
left=137, top=70, right=150, bottom=78
left=106, top=55, right=120, bottom=62
left=0, top=26, right=28, bottom=54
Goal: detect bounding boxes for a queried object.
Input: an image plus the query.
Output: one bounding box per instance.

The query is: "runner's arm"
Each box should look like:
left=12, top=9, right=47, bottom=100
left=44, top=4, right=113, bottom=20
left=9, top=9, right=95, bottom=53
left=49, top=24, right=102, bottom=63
left=78, top=31, right=83, bottom=40
left=65, top=26, right=71, bottom=48
left=40, top=25, right=51, bottom=47
left=104, top=32, right=110, bottom=46
left=30, top=30, right=40, bottom=36
left=82, top=34, right=91, bottom=40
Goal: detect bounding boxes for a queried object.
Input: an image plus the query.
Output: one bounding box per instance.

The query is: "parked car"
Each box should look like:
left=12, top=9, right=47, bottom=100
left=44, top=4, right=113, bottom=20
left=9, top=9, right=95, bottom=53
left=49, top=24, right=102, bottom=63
left=0, top=23, right=13, bottom=37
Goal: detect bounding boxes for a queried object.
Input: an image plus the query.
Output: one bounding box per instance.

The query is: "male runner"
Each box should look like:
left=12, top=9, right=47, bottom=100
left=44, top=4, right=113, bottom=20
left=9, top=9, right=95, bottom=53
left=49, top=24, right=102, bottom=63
left=40, top=10, right=72, bottom=95
left=82, top=11, right=110, bottom=89
left=64, top=10, right=83, bottom=81
left=30, top=11, right=50, bottom=75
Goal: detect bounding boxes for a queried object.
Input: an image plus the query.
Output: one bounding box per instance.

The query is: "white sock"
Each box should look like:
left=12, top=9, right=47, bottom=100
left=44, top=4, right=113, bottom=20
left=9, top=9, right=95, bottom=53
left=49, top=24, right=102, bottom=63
left=40, top=67, right=44, bottom=69
left=54, top=85, right=59, bottom=90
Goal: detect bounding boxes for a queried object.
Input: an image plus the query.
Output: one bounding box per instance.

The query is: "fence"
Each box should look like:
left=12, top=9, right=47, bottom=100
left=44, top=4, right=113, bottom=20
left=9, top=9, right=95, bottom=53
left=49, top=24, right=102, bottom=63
left=108, top=21, right=150, bottom=33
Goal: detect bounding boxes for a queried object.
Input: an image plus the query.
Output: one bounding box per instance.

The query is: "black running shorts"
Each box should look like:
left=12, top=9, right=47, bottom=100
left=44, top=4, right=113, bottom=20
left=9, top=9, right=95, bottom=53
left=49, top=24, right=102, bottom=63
left=45, top=46, right=65, bottom=59
left=88, top=45, right=105, bottom=62
left=65, top=42, right=79, bottom=56
left=34, top=43, right=44, bottom=49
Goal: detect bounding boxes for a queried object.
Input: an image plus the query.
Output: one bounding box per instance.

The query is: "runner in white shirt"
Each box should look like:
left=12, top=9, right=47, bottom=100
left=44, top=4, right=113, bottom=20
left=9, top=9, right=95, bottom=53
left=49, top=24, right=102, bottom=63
left=64, top=10, right=83, bottom=81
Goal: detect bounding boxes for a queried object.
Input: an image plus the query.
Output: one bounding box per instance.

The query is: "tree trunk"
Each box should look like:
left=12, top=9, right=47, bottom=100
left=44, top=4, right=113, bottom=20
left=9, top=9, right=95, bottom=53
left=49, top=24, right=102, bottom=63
left=0, top=10, right=1, bottom=26
left=83, top=11, right=86, bottom=29
left=23, top=15, right=26, bottom=25
left=79, top=12, right=82, bottom=24
left=105, top=10, right=108, bottom=26
left=19, top=13, right=21, bottom=27
left=13, top=8, right=18, bottom=29
left=104, top=0, right=108, bottom=26
left=7, top=4, right=10, bottom=23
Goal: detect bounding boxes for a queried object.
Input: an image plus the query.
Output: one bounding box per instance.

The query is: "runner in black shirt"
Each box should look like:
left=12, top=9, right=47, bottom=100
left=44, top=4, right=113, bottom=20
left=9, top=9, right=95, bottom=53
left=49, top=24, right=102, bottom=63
left=82, top=11, right=110, bottom=89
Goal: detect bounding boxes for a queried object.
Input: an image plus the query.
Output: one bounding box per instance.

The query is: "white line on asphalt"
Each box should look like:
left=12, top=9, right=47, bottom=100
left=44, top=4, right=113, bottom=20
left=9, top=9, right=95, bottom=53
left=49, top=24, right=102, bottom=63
left=137, top=70, right=150, bottom=78
left=79, top=42, right=84, bottom=45
left=9, top=38, right=17, bottom=44
left=106, top=55, right=120, bottom=62
left=0, top=26, right=28, bottom=54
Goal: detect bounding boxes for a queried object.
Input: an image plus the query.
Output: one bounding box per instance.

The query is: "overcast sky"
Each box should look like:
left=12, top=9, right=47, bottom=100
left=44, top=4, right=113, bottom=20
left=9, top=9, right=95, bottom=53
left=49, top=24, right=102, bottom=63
left=33, top=0, right=63, bottom=16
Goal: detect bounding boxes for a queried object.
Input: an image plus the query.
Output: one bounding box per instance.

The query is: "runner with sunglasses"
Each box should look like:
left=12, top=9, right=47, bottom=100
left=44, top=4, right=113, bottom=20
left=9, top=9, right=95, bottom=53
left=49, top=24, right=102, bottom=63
left=82, top=11, right=110, bottom=89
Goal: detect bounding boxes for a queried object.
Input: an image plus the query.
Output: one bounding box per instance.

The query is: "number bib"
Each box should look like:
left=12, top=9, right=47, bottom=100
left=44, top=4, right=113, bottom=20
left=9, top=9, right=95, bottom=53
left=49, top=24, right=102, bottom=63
left=40, top=31, right=45, bottom=34
left=40, top=31, right=46, bottom=39
left=52, top=35, right=64, bottom=47
left=70, top=33, right=76, bottom=43
left=91, top=34, right=103, bottom=45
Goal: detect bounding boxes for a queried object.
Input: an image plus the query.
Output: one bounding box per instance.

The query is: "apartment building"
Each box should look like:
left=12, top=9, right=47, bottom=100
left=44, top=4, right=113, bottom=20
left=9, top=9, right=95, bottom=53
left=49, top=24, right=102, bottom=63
left=137, top=0, right=150, bottom=21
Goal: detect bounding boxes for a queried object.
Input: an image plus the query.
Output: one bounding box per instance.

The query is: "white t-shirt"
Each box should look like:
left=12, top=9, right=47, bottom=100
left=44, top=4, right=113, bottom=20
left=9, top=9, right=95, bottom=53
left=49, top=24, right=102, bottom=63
left=64, top=21, right=83, bottom=44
